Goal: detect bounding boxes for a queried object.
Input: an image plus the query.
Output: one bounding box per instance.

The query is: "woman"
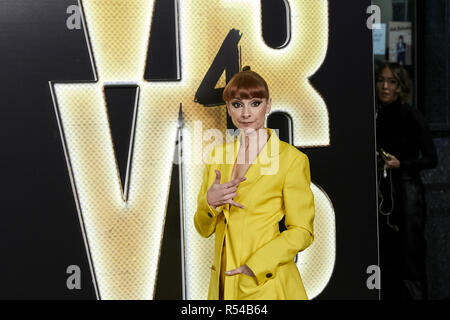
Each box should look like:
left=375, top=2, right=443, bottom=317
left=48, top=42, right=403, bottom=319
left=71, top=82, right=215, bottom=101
left=375, top=62, right=437, bottom=299
left=194, top=67, right=315, bottom=300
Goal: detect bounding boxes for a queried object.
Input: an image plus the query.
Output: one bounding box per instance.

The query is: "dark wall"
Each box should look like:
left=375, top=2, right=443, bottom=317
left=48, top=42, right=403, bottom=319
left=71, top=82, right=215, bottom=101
left=419, top=0, right=450, bottom=300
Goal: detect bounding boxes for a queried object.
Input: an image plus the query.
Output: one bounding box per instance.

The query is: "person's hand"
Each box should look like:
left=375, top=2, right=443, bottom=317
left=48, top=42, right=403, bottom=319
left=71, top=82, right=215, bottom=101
left=384, top=153, right=401, bottom=169
left=225, top=265, right=255, bottom=277
left=207, top=170, right=246, bottom=209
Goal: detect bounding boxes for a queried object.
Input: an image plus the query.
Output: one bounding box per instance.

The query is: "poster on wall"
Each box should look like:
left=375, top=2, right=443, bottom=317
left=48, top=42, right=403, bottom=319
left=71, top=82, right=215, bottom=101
left=388, top=21, right=412, bottom=66
left=373, top=23, right=386, bottom=56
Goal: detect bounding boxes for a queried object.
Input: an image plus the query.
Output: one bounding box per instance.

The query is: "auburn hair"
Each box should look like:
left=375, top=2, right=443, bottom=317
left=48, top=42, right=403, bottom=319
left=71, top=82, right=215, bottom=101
left=223, top=66, right=269, bottom=102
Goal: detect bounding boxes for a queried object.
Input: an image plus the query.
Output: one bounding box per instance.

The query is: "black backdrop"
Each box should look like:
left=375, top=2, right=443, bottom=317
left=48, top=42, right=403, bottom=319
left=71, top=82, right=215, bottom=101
left=0, top=0, right=378, bottom=300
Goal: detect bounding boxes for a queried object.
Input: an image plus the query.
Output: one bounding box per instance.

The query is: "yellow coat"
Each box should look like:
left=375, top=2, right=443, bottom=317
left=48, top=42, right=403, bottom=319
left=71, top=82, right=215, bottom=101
left=194, top=128, right=315, bottom=300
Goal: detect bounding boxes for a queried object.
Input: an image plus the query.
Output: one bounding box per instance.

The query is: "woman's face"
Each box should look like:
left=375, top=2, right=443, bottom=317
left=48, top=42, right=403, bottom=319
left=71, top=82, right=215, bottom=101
left=226, top=97, right=271, bottom=134
left=376, top=67, right=399, bottom=104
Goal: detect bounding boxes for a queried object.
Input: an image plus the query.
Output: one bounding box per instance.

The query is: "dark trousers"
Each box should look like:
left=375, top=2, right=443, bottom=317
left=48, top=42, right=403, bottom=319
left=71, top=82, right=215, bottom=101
left=378, top=170, right=428, bottom=300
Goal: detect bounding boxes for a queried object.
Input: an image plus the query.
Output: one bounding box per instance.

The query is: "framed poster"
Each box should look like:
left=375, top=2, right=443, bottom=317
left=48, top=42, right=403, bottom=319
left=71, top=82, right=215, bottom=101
left=388, top=21, right=413, bottom=66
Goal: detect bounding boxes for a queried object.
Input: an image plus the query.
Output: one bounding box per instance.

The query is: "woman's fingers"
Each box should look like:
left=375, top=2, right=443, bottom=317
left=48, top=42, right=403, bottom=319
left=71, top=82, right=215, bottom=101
left=225, top=267, right=242, bottom=276
left=212, top=195, right=241, bottom=208
left=223, top=192, right=238, bottom=201
left=213, top=170, right=221, bottom=185
left=209, top=177, right=246, bottom=207
left=225, top=265, right=255, bottom=276
left=224, top=176, right=246, bottom=188
left=229, top=200, right=244, bottom=209
left=222, top=186, right=237, bottom=194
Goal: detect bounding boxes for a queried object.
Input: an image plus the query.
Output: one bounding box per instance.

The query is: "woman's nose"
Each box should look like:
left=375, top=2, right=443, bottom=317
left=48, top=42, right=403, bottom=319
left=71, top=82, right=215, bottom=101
left=382, top=80, right=389, bottom=89
left=241, top=106, right=251, bottom=118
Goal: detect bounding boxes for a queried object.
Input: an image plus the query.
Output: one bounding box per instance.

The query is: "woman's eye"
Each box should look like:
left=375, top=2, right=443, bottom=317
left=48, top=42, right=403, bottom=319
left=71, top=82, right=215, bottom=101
left=232, top=102, right=241, bottom=108
left=251, top=101, right=261, bottom=107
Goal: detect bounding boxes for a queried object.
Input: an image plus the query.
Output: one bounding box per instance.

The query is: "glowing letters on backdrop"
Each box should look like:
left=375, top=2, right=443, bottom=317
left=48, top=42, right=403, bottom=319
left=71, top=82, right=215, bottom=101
left=50, top=0, right=335, bottom=299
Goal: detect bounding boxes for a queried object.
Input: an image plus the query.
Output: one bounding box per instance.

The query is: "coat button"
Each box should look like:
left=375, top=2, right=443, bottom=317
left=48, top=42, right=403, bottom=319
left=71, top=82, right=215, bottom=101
left=266, top=273, right=272, bottom=278
left=207, top=212, right=213, bottom=218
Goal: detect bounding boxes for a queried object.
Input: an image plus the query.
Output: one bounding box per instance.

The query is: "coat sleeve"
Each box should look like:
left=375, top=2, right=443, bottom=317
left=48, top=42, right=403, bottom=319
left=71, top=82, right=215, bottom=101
left=400, top=107, right=437, bottom=171
left=193, top=147, right=224, bottom=238
left=245, top=153, right=315, bottom=286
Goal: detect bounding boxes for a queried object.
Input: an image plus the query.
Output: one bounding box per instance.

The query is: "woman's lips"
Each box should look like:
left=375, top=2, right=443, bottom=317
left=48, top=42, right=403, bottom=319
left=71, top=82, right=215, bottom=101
left=240, top=121, right=254, bottom=125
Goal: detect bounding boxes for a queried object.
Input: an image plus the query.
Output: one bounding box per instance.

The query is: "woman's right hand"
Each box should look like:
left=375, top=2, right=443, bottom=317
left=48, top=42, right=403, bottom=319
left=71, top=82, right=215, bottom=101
left=384, top=152, right=401, bottom=169
left=207, top=170, right=246, bottom=209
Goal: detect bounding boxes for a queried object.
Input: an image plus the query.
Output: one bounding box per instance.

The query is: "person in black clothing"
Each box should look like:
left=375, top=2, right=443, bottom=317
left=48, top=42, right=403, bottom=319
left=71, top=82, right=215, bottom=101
left=396, top=35, right=406, bottom=66
left=375, top=62, right=437, bottom=300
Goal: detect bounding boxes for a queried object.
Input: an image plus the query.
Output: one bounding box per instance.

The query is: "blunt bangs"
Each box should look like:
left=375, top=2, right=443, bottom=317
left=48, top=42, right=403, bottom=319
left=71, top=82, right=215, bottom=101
left=223, top=70, right=269, bottom=102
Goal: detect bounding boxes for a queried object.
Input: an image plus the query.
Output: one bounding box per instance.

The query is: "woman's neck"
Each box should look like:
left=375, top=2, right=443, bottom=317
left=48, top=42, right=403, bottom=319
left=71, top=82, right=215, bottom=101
left=238, top=128, right=269, bottom=164
left=240, top=128, right=268, bottom=148
left=379, top=98, right=401, bottom=107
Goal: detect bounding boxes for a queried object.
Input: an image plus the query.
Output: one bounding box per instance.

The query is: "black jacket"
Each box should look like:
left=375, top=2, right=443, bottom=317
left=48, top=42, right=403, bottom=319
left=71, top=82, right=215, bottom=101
left=376, top=98, right=437, bottom=174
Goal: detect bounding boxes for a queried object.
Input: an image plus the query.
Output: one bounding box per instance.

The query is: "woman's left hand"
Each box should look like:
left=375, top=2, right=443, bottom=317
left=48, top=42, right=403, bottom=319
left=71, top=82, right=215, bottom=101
left=225, top=265, right=255, bottom=277
left=385, top=153, right=401, bottom=169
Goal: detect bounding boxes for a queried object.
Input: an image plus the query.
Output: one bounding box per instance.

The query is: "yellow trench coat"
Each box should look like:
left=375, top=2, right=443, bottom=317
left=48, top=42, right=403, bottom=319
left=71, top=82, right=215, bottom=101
left=194, top=128, right=315, bottom=300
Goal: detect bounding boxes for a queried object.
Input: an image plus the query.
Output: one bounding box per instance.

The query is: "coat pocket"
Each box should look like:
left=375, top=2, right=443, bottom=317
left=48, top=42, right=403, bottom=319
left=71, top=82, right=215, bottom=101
left=237, top=273, right=263, bottom=299
left=239, top=273, right=258, bottom=288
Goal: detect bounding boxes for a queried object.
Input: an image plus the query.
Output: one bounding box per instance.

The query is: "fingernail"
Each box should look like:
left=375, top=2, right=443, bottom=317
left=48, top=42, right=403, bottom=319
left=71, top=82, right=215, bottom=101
left=225, top=271, right=230, bottom=275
